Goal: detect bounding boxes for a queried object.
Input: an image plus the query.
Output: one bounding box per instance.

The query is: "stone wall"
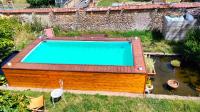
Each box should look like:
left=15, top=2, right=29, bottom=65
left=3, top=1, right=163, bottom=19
left=1, top=3, right=199, bottom=31
left=51, top=11, right=152, bottom=31
left=16, top=9, right=184, bottom=31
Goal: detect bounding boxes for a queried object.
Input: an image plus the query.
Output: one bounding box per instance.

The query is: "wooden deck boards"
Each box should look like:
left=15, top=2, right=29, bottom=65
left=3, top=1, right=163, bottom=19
left=3, top=69, right=146, bottom=93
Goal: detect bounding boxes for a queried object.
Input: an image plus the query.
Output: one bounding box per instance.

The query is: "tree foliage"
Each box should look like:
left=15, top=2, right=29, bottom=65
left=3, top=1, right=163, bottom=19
left=184, top=28, right=200, bottom=63
left=26, top=0, right=55, bottom=7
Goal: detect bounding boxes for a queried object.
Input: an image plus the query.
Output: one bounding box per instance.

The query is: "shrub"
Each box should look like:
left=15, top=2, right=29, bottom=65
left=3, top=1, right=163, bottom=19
left=0, top=18, right=20, bottom=60
left=0, top=90, right=30, bottom=111
left=53, top=26, right=62, bottom=36
left=14, top=29, right=35, bottom=50
left=0, top=38, right=14, bottom=60
left=0, top=17, right=21, bottom=39
left=183, top=28, right=200, bottom=64
left=0, top=17, right=37, bottom=61
left=27, top=0, right=55, bottom=8
left=0, top=75, right=6, bottom=85
left=30, top=17, right=43, bottom=33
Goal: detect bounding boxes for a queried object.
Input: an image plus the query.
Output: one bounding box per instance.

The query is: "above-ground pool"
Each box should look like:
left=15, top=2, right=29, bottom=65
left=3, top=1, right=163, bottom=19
left=3, top=37, right=147, bottom=93
left=22, top=40, right=134, bottom=66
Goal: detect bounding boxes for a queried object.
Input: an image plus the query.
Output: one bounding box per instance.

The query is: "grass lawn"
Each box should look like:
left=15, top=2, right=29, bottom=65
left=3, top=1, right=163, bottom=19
left=11, top=90, right=200, bottom=112
left=97, top=0, right=150, bottom=6
left=2, top=0, right=27, bottom=4
left=13, top=0, right=27, bottom=4
left=97, top=0, right=130, bottom=6
left=1, top=0, right=28, bottom=9
left=53, top=28, right=183, bottom=54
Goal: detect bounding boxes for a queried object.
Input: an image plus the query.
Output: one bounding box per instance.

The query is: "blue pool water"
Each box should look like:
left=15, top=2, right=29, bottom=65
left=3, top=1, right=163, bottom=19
left=22, top=40, right=134, bottom=66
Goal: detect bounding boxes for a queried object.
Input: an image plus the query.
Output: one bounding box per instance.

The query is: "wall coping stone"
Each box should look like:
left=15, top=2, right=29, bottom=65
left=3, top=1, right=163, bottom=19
left=0, top=2, right=199, bottom=14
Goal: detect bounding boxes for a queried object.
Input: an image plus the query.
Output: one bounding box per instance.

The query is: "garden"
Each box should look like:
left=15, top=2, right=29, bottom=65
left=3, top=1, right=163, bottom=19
left=0, top=15, right=200, bottom=111
left=0, top=17, right=192, bottom=63
left=0, top=16, right=200, bottom=87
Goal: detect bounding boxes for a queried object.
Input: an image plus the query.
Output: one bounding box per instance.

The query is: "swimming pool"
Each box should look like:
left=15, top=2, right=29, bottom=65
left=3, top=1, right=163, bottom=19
left=3, top=37, right=147, bottom=93
left=22, top=40, right=134, bottom=66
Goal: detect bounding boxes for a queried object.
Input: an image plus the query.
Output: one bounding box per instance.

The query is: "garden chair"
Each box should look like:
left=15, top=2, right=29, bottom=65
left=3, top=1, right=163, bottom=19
left=51, top=79, right=67, bottom=108
left=28, top=95, right=46, bottom=112
left=44, top=28, right=55, bottom=38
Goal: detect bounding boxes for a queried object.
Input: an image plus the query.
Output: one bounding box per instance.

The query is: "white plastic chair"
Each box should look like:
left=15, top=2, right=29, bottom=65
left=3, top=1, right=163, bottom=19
left=51, top=79, right=67, bottom=108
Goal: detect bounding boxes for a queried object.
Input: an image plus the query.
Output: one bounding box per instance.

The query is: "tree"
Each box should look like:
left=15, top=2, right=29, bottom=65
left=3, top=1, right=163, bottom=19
left=26, top=0, right=55, bottom=8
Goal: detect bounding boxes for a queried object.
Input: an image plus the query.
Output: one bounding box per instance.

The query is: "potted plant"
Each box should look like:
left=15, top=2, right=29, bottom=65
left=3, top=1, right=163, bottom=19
left=144, top=55, right=156, bottom=75
left=145, top=78, right=153, bottom=94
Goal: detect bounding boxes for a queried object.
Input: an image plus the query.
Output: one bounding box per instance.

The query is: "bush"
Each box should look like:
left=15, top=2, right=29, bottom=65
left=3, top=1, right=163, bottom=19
left=0, top=17, right=37, bottom=61
left=0, top=38, right=14, bottom=60
left=14, top=29, right=35, bottom=50
left=0, top=75, right=6, bottom=85
left=30, top=17, right=43, bottom=33
left=27, top=0, right=55, bottom=8
left=0, top=90, right=30, bottom=111
left=0, top=18, right=21, bottom=39
left=183, top=28, right=200, bottom=64
left=0, top=18, right=20, bottom=60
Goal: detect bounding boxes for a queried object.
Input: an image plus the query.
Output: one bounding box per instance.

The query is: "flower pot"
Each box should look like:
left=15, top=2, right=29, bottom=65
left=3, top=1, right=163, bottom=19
left=167, top=79, right=179, bottom=89
left=145, top=84, right=154, bottom=94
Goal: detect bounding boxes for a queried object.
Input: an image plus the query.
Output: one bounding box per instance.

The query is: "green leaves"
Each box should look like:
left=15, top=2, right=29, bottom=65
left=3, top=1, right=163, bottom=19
left=0, top=18, right=21, bottom=39
left=0, top=17, right=36, bottom=61
left=27, top=0, right=49, bottom=6
left=0, top=38, right=14, bottom=60
left=26, top=0, right=55, bottom=8
left=97, top=0, right=150, bottom=6
left=0, top=18, right=21, bottom=61
left=184, top=28, right=200, bottom=63
left=30, top=17, right=43, bottom=33
left=0, top=90, right=30, bottom=112
left=0, top=75, right=6, bottom=85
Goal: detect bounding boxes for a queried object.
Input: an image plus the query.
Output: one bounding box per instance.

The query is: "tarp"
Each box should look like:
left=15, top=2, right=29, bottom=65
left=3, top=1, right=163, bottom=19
left=163, top=14, right=196, bottom=41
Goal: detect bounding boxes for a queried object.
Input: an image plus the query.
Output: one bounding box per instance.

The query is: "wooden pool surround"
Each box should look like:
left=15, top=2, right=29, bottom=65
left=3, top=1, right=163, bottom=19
left=2, top=37, right=147, bottom=93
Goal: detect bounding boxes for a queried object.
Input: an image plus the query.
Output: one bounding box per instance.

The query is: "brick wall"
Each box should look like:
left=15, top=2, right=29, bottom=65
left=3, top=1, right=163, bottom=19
left=1, top=3, right=199, bottom=31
